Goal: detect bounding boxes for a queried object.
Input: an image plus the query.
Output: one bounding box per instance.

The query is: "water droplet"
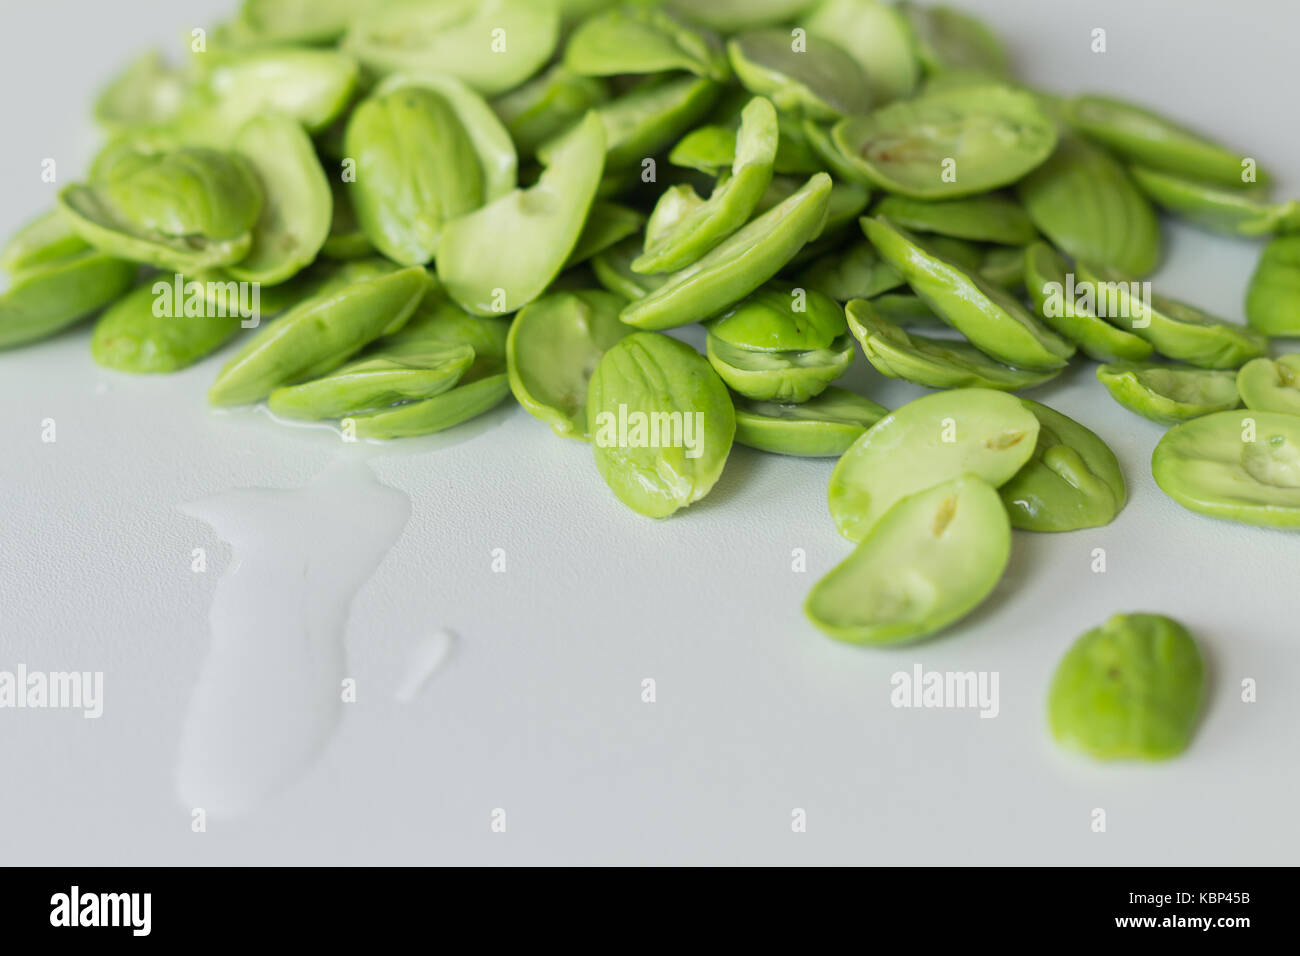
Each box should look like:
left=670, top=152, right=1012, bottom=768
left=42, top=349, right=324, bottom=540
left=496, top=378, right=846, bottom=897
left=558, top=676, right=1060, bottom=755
left=395, top=629, right=455, bottom=703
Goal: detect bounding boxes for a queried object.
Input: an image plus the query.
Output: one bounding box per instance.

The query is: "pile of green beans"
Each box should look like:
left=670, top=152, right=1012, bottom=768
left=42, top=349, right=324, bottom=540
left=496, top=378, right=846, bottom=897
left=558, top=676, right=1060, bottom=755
left=8, top=0, right=1298, bottom=760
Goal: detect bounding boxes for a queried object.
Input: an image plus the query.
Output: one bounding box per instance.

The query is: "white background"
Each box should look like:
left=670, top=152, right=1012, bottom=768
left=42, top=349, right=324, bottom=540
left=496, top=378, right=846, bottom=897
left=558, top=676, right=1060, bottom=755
left=0, top=0, right=1296, bottom=864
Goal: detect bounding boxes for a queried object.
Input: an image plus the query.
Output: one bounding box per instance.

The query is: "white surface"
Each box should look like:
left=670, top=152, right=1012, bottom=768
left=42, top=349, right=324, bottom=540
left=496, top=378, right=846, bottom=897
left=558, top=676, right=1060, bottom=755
left=1, top=0, right=1298, bottom=865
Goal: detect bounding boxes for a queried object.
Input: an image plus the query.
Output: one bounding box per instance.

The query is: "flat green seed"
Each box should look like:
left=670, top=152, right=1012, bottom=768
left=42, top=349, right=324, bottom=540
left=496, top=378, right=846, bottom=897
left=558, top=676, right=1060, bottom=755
left=91, top=281, right=244, bottom=373
left=733, top=387, right=887, bottom=457
left=1049, top=613, right=1205, bottom=761
left=344, top=86, right=486, bottom=267
left=828, top=387, right=1039, bottom=542
left=726, top=29, right=871, bottom=120
left=631, top=96, right=777, bottom=274
left=806, top=475, right=1011, bottom=646
left=1016, top=135, right=1161, bottom=277
left=1, top=209, right=89, bottom=273
left=240, top=0, right=361, bottom=44
left=208, top=266, right=429, bottom=406
left=706, top=333, right=854, bottom=402
left=872, top=193, right=1037, bottom=246
left=587, top=331, right=736, bottom=518
left=620, top=173, right=831, bottom=330
left=862, top=216, right=1075, bottom=370
left=999, top=399, right=1126, bottom=532
left=833, top=85, right=1056, bottom=199
left=438, top=112, right=605, bottom=316
left=805, top=0, right=920, bottom=103
left=1130, top=165, right=1300, bottom=237
left=1097, top=363, right=1240, bottom=425
left=344, top=0, right=559, bottom=97
left=0, top=251, right=136, bottom=350
left=1236, top=354, right=1300, bottom=416
left=506, top=289, right=632, bottom=438
left=1245, top=235, right=1300, bottom=337
left=846, top=297, right=1061, bottom=391
left=227, top=112, right=333, bottom=285
left=564, top=6, right=729, bottom=81
left=1152, top=410, right=1300, bottom=528
left=380, top=295, right=510, bottom=380
left=902, top=3, right=1009, bottom=79
left=350, top=372, right=512, bottom=440
left=59, top=148, right=264, bottom=273
left=1023, top=241, right=1153, bottom=363
left=268, top=342, right=475, bottom=421
left=1076, top=261, right=1267, bottom=369
left=1067, top=94, right=1267, bottom=189
left=707, top=284, right=846, bottom=352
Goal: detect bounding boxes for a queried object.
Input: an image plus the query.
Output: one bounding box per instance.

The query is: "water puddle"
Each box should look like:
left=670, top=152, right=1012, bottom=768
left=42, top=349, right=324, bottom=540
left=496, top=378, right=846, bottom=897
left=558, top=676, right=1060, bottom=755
left=175, top=459, right=410, bottom=818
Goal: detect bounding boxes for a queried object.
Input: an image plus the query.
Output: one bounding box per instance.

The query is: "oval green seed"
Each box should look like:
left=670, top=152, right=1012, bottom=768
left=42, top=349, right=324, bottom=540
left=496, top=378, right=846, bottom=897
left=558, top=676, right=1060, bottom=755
left=807, top=475, right=1011, bottom=645
left=1152, top=410, right=1300, bottom=528
left=706, top=333, right=854, bottom=403
left=707, top=284, right=846, bottom=352
left=1067, top=94, right=1266, bottom=189
left=846, top=297, right=1061, bottom=392
left=806, top=0, right=919, bottom=103
left=438, top=112, right=605, bottom=316
left=1016, top=135, right=1161, bottom=277
left=1, top=209, right=89, bottom=273
left=726, top=29, right=871, bottom=120
left=1075, top=261, right=1267, bottom=369
left=350, top=372, right=513, bottom=440
left=833, top=86, right=1056, bottom=199
left=1245, top=235, right=1300, bottom=337
left=733, top=387, right=888, bottom=457
left=239, top=0, right=361, bottom=44
left=564, top=6, right=729, bottom=81
left=1097, top=363, right=1241, bottom=425
left=345, top=86, right=486, bottom=267
left=1130, top=165, right=1300, bottom=237
left=268, top=342, right=475, bottom=421
left=587, top=332, right=736, bottom=518
left=344, top=0, right=559, bottom=97
left=902, top=3, right=1009, bottom=79
left=506, top=289, right=632, bottom=438
left=621, top=173, right=832, bottom=331
left=632, top=96, right=777, bottom=274
left=91, top=281, right=243, bottom=373
left=60, top=148, right=264, bottom=273
left=208, top=266, right=429, bottom=406
left=1236, top=355, right=1300, bottom=416
left=862, top=216, right=1074, bottom=370
left=872, top=194, right=1037, bottom=246
left=227, top=113, right=332, bottom=285
left=999, top=399, right=1126, bottom=532
left=1023, top=241, right=1153, bottom=363
left=828, top=387, right=1039, bottom=542
left=0, top=250, right=136, bottom=351
left=1049, top=613, right=1205, bottom=761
